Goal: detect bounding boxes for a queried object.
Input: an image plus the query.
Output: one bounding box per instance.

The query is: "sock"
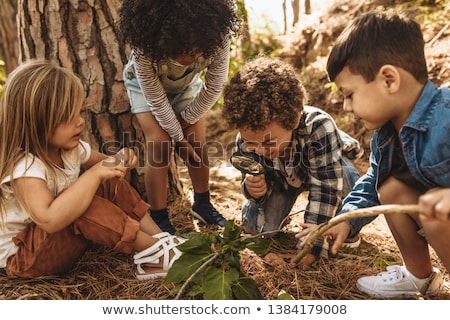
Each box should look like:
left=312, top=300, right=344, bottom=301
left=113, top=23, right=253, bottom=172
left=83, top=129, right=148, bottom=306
left=194, top=190, right=210, bottom=204
left=150, top=208, right=169, bottom=220
left=405, top=267, right=431, bottom=286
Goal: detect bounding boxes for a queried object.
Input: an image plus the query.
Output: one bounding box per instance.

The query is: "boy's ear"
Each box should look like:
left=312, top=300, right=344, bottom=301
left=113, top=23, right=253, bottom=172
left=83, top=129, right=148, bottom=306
left=378, top=65, right=400, bottom=93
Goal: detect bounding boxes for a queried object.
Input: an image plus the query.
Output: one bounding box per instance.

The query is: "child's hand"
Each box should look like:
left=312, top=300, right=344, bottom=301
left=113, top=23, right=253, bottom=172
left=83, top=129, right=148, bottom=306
left=116, top=148, right=138, bottom=169
left=89, top=156, right=128, bottom=181
left=244, top=174, right=267, bottom=200
left=175, top=138, right=201, bottom=164
left=296, top=221, right=351, bottom=255
left=177, top=114, right=192, bottom=130
left=297, top=253, right=317, bottom=270
left=295, top=222, right=320, bottom=240
left=418, top=188, right=450, bottom=221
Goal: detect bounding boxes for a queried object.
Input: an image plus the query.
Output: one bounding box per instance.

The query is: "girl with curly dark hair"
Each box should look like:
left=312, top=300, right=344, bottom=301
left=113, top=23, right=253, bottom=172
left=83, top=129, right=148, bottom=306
left=120, top=0, right=239, bottom=234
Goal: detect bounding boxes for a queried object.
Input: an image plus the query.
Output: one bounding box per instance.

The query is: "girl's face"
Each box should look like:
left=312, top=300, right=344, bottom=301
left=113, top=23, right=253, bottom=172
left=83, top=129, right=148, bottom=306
left=49, top=107, right=85, bottom=152
left=239, top=121, right=294, bottom=159
left=169, top=50, right=203, bottom=66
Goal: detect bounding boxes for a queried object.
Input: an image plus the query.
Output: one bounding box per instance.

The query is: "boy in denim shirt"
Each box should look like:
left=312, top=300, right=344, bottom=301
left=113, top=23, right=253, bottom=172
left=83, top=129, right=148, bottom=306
left=299, top=11, right=450, bottom=297
left=222, top=57, right=362, bottom=268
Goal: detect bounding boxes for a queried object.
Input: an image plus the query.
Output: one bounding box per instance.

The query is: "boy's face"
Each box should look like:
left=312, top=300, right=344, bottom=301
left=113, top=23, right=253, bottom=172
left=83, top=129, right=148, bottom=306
left=239, top=121, right=294, bottom=159
left=334, top=67, right=396, bottom=130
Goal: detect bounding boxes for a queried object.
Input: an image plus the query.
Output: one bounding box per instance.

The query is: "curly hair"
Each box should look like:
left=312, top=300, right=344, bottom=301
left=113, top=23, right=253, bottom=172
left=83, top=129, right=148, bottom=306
left=119, top=0, right=239, bottom=61
left=222, top=57, right=306, bottom=131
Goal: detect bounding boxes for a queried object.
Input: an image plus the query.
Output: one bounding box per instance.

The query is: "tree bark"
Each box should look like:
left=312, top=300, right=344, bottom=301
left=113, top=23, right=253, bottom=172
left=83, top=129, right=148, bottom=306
left=234, top=0, right=251, bottom=59
left=17, top=0, right=184, bottom=202
left=291, top=0, right=300, bottom=27
left=0, top=0, right=19, bottom=74
left=305, top=0, right=311, bottom=15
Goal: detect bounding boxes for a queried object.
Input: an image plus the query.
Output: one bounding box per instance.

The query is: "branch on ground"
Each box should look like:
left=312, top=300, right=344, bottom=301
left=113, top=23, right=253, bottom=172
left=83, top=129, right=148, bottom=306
left=293, top=204, right=419, bottom=263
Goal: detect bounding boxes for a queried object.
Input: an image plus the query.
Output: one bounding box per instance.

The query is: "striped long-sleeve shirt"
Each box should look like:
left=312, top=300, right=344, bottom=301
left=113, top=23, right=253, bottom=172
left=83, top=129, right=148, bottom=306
left=133, top=39, right=230, bottom=142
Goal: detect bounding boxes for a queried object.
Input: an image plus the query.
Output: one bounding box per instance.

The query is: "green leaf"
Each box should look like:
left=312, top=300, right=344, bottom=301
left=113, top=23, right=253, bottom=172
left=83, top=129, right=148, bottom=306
left=232, top=277, right=263, bottom=300
left=222, top=220, right=242, bottom=242
left=185, top=283, right=204, bottom=298
left=164, top=252, right=215, bottom=283
left=176, top=233, right=212, bottom=255
left=201, top=266, right=240, bottom=300
left=277, top=289, right=295, bottom=300
left=243, top=236, right=272, bottom=255
left=221, top=249, right=241, bottom=269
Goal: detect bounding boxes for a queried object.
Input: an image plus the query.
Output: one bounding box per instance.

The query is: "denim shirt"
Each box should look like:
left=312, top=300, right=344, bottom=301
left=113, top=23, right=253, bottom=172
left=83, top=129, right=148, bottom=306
left=339, top=81, right=450, bottom=238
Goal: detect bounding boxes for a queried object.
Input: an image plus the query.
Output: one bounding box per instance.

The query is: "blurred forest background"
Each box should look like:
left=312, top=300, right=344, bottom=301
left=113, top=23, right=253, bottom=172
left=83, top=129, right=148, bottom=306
left=0, top=0, right=449, bottom=300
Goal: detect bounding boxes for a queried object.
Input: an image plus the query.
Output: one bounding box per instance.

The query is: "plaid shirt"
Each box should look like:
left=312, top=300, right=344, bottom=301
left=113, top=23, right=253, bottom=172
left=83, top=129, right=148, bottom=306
left=239, top=106, right=362, bottom=257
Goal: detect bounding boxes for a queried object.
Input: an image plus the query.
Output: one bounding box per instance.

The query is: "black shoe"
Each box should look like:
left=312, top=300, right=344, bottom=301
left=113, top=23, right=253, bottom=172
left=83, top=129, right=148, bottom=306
left=149, top=211, right=176, bottom=235
left=190, top=202, right=226, bottom=227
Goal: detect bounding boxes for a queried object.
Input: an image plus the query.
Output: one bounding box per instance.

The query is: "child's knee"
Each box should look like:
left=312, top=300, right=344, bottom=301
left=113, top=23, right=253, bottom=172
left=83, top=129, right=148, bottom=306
left=378, top=176, right=420, bottom=205
left=420, top=215, right=450, bottom=234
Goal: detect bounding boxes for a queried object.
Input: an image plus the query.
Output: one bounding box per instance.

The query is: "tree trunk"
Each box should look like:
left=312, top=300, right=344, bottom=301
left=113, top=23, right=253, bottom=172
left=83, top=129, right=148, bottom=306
left=0, top=0, right=19, bottom=74
left=235, top=0, right=251, bottom=59
left=17, top=0, right=184, bottom=202
left=291, top=0, right=300, bottom=27
left=305, top=0, right=311, bottom=15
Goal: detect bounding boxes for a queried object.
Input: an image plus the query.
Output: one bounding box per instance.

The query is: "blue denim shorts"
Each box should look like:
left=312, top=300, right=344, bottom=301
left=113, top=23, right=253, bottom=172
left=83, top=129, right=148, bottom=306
left=123, top=60, right=202, bottom=114
left=123, top=60, right=150, bottom=114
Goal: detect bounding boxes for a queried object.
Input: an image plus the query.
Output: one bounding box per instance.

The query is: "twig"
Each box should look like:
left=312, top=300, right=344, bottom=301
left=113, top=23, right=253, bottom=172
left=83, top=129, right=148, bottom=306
left=427, top=21, right=450, bottom=47
left=293, top=204, right=419, bottom=263
left=175, top=253, right=218, bottom=300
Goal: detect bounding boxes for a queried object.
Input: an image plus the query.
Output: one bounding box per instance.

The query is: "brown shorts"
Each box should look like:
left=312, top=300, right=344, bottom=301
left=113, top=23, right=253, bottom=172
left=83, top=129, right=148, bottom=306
left=6, top=178, right=149, bottom=278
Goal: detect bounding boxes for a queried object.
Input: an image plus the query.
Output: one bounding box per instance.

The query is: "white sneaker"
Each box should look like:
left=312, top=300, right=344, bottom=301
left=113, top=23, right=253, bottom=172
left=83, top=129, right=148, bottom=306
left=356, top=265, right=444, bottom=297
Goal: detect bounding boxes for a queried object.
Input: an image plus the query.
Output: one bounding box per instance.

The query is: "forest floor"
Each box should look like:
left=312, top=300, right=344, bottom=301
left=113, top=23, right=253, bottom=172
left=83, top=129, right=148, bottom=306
left=1, top=0, right=449, bottom=300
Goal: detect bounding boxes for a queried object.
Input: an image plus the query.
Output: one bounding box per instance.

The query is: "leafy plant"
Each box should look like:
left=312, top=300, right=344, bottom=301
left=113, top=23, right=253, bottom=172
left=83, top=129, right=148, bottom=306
left=164, top=219, right=272, bottom=300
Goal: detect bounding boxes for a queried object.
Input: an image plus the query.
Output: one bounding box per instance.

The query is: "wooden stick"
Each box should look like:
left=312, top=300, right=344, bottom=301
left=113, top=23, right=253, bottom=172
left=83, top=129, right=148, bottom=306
left=427, top=21, right=450, bottom=47
left=293, top=204, right=419, bottom=263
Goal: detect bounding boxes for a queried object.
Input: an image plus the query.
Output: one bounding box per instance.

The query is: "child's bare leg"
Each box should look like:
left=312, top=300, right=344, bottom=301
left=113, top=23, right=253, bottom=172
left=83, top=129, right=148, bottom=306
left=378, top=176, right=433, bottom=278
left=185, top=118, right=209, bottom=193
left=135, top=112, right=171, bottom=209
left=134, top=230, right=160, bottom=252
left=419, top=216, right=450, bottom=273
left=139, top=213, right=163, bottom=236
left=183, top=119, right=225, bottom=226
left=135, top=112, right=175, bottom=234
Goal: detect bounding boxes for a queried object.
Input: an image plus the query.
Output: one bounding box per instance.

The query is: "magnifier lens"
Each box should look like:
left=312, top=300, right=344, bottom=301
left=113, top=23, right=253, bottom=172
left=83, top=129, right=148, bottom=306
left=230, top=154, right=265, bottom=175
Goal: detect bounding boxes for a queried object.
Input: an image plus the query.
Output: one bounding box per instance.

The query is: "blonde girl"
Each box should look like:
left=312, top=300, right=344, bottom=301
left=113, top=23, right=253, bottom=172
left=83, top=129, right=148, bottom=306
left=0, top=60, right=184, bottom=280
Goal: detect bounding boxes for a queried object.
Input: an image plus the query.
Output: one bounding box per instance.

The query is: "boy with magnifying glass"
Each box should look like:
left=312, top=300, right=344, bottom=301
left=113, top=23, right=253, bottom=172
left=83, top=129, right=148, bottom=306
left=222, top=57, right=362, bottom=268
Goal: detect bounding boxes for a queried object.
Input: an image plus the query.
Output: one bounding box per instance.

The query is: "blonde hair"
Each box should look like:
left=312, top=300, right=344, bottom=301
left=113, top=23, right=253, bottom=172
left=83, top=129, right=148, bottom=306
left=0, top=59, right=85, bottom=221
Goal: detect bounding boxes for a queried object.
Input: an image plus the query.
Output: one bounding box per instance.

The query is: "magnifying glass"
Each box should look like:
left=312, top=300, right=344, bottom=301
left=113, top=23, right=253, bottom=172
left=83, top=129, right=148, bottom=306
left=230, top=151, right=266, bottom=176
left=102, top=154, right=122, bottom=167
